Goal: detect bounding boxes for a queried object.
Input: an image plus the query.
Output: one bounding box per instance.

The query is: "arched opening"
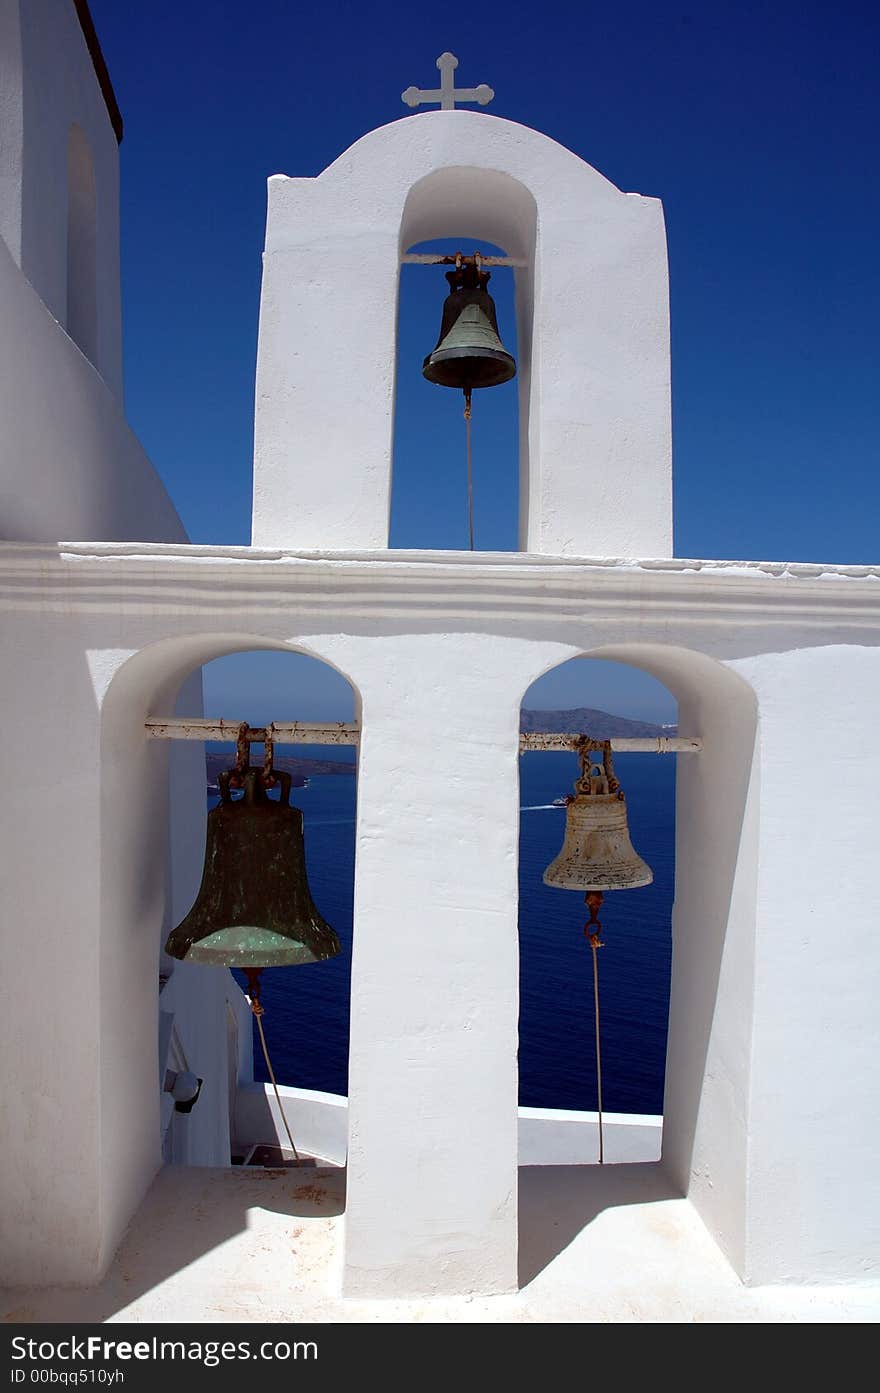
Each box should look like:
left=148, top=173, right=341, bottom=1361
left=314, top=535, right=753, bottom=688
left=66, top=124, right=98, bottom=365
left=391, top=237, right=519, bottom=550
left=100, top=637, right=360, bottom=1204
left=198, top=649, right=356, bottom=1169
left=392, top=168, right=537, bottom=552
left=516, top=643, right=760, bottom=1281
left=518, top=658, right=678, bottom=1159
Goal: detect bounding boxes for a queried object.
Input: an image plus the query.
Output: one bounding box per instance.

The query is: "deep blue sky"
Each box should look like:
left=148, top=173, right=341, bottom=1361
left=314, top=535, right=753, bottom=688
left=89, top=0, right=878, bottom=723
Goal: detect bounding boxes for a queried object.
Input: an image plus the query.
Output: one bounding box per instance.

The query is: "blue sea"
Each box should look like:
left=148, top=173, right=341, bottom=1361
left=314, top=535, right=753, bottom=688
left=227, top=749, right=674, bottom=1116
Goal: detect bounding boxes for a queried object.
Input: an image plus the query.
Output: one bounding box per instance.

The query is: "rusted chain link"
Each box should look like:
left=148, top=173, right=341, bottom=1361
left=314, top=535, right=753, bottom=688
left=229, top=722, right=250, bottom=787
left=575, top=736, right=622, bottom=797
left=262, top=722, right=277, bottom=788
left=228, top=720, right=280, bottom=790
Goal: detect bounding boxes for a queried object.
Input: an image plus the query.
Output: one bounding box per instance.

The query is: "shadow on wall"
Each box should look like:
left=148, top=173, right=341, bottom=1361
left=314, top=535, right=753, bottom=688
left=518, top=1162, right=681, bottom=1288
left=67, top=123, right=97, bottom=366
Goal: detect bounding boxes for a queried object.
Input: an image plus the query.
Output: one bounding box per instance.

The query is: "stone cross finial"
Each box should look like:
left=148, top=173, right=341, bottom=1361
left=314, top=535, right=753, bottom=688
left=402, top=52, right=494, bottom=111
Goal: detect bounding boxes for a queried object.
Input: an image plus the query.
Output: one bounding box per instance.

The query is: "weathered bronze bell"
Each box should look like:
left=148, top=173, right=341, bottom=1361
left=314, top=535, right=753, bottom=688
left=423, top=261, right=516, bottom=390
left=544, top=743, right=653, bottom=892
left=165, top=768, right=341, bottom=967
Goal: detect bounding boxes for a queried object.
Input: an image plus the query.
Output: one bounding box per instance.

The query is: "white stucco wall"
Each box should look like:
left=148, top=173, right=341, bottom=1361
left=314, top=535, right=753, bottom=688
left=610, top=643, right=760, bottom=1276
left=0, top=1, right=25, bottom=266
left=0, top=0, right=123, bottom=394
left=1, top=545, right=876, bottom=1297
left=0, top=0, right=246, bottom=1286
left=740, top=647, right=880, bottom=1283
left=0, top=3, right=183, bottom=547
left=253, top=112, right=672, bottom=557
left=0, top=237, right=185, bottom=542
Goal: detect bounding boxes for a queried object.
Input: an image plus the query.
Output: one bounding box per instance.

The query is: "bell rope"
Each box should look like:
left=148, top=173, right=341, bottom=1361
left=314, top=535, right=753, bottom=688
left=464, top=387, right=474, bottom=550
left=244, top=968, right=301, bottom=1163
left=584, top=891, right=605, bottom=1165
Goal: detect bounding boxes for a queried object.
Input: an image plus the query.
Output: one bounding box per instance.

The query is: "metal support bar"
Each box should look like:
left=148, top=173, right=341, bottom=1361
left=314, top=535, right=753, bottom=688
left=400, top=254, right=527, bottom=268
left=145, top=718, right=700, bottom=754
left=519, top=734, right=700, bottom=754
left=145, top=719, right=359, bottom=746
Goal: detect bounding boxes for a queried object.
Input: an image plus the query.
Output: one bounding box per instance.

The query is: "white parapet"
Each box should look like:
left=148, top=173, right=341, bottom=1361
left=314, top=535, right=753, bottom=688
left=234, top=1085, right=663, bottom=1169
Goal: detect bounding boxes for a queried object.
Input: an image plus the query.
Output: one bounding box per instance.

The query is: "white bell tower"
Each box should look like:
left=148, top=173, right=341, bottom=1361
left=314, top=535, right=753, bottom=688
left=252, top=89, right=672, bottom=557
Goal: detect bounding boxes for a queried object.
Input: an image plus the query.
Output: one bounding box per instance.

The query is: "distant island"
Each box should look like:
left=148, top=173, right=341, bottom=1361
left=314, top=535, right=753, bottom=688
left=206, top=751, right=357, bottom=784
left=206, top=708, right=675, bottom=784
left=520, top=707, right=676, bottom=738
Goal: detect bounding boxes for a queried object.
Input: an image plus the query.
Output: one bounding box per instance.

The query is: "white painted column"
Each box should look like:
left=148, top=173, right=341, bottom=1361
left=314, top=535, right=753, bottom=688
left=252, top=177, right=399, bottom=550
left=0, top=635, right=162, bottom=1283
left=661, top=660, right=759, bottom=1275
left=740, top=647, right=880, bottom=1283
left=0, top=631, right=100, bottom=1282
left=341, top=633, right=528, bottom=1297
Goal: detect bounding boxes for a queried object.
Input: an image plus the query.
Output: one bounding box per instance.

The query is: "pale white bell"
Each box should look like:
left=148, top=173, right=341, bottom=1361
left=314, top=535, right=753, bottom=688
left=543, top=743, right=653, bottom=892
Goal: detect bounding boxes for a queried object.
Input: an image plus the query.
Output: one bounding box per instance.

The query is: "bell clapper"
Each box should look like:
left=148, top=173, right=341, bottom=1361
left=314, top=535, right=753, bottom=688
left=585, top=889, right=604, bottom=945
left=583, top=890, right=606, bottom=1165
left=243, top=966, right=264, bottom=1011
left=244, top=966, right=302, bottom=1164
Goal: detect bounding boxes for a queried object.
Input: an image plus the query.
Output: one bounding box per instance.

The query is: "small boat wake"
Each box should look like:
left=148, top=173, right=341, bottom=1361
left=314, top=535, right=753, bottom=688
left=520, top=803, right=565, bottom=812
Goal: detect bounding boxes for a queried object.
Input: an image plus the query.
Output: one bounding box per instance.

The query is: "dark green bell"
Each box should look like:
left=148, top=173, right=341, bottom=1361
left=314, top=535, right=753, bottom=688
left=165, top=768, right=340, bottom=968
left=423, top=262, right=516, bottom=390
